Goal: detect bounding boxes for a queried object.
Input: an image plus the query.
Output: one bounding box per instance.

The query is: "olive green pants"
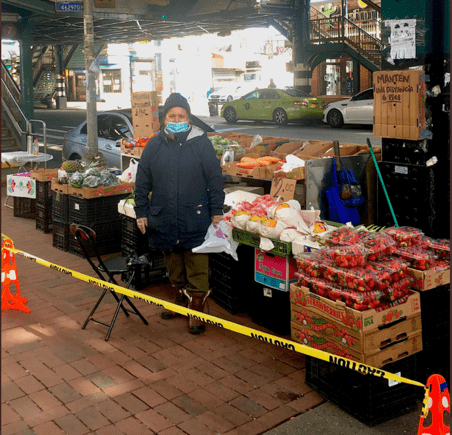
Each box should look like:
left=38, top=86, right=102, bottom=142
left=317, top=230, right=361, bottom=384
left=163, top=247, right=209, bottom=294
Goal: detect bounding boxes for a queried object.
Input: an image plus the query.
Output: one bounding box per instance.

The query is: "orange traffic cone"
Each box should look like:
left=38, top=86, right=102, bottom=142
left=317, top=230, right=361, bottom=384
left=418, top=374, right=450, bottom=435
left=1, top=238, right=30, bottom=313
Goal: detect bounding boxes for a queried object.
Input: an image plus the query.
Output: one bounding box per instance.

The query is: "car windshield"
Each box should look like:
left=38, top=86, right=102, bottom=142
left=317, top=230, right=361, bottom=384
left=284, top=88, right=314, bottom=98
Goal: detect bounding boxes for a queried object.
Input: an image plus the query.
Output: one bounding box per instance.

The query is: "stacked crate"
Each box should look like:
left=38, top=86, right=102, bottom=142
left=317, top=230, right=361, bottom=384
left=374, top=69, right=450, bottom=238
left=13, top=197, right=36, bottom=219
left=305, top=354, right=419, bottom=427
left=35, top=180, right=53, bottom=233
left=51, top=190, right=70, bottom=251
left=120, top=215, right=168, bottom=289
left=210, top=244, right=255, bottom=315
left=68, top=194, right=128, bottom=257
left=290, top=284, right=423, bottom=369
left=416, top=284, right=450, bottom=390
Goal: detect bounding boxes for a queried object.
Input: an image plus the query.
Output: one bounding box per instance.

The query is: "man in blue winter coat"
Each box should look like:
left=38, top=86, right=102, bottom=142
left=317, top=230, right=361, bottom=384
left=134, top=93, right=225, bottom=334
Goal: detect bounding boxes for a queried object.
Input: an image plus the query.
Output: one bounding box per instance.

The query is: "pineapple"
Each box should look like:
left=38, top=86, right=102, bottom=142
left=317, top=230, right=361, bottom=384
left=62, top=160, right=81, bottom=173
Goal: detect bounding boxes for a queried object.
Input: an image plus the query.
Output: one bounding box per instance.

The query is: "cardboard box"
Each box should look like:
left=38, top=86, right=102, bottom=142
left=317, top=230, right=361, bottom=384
left=290, top=284, right=421, bottom=334
left=272, top=166, right=305, bottom=180
left=68, top=181, right=133, bottom=199
left=291, top=322, right=422, bottom=368
left=120, top=145, right=146, bottom=158
left=373, top=70, right=427, bottom=140
left=51, top=180, right=70, bottom=194
left=223, top=162, right=276, bottom=179
left=131, top=91, right=160, bottom=138
left=291, top=303, right=422, bottom=354
left=295, top=141, right=334, bottom=158
left=117, top=199, right=136, bottom=218
left=407, top=267, right=450, bottom=291
left=6, top=173, right=36, bottom=198
left=255, top=249, right=298, bottom=291
left=30, top=168, right=59, bottom=182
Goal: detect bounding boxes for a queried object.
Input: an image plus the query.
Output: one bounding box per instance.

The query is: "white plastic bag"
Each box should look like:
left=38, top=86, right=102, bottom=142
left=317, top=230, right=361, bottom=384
left=250, top=134, right=263, bottom=148
left=192, top=221, right=239, bottom=260
left=120, top=158, right=139, bottom=183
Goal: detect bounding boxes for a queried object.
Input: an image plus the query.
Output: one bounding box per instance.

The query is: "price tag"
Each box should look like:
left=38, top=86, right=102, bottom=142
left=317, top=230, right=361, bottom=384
left=270, top=177, right=296, bottom=202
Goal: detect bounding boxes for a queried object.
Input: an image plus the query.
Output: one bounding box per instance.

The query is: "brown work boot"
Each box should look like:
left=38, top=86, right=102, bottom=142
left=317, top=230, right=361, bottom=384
left=160, top=289, right=188, bottom=320
left=183, top=289, right=211, bottom=335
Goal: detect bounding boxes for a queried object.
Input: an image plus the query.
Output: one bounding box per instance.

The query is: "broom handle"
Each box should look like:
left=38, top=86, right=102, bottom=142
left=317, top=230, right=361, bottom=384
left=333, top=140, right=342, bottom=172
left=366, top=138, right=399, bottom=227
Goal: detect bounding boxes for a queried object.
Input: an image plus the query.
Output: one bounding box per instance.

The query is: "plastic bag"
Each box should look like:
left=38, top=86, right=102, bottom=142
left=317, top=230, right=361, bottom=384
left=250, top=134, right=263, bottom=148
left=120, top=158, right=139, bottom=183
left=192, top=221, right=239, bottom=260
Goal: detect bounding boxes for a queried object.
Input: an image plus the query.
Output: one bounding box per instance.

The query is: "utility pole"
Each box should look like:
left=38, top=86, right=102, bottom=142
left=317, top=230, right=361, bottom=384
left=83, top=0, right=98, bottom=158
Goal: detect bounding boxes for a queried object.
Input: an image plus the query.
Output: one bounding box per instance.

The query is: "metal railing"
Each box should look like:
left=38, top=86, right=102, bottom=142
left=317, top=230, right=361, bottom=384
left=310, top=15, right=382, bottom=67
left=1, top=61, right=48, bottom=167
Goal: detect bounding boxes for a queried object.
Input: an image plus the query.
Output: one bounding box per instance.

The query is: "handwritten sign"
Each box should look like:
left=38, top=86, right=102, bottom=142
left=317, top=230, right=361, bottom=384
left=270, top=177, right=296, bottom=202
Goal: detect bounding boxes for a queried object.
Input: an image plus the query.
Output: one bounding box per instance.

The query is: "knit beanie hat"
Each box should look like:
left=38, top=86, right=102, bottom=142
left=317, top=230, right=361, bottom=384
left=162, top=93, right=191, bottom=118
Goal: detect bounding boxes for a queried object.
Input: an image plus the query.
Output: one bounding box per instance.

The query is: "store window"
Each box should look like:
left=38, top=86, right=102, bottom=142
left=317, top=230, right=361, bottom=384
left=102, top=69, right=122, bottom=93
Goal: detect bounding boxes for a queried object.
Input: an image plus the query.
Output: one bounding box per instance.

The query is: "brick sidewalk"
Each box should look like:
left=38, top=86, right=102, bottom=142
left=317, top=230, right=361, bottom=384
left=1, top=188, right=323, bottom=435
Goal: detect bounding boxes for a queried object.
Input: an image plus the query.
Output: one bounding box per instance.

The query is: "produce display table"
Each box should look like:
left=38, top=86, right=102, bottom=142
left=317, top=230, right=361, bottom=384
left=2, top=152, right=53, bottom=173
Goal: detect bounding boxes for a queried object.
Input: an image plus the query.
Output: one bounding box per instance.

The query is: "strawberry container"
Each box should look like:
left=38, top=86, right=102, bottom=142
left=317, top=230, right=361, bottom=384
left=418, top=236, right=434, bottom=250
left=295, top=251, right=334, bottom=278
left=375, top=296, right=410, bottom=312
left=428, top=239, right=450, bottom=261
left=358, top=232, right=397, bottom=260
left=393, top=247, right=437, bottom=270
left=383, top=278, right=412, bottom=302
left=384, top=226, right=424, bottom=247
left=430, top=259, right=451, bottom=272
left=377, top=256, right=410, bottom=281
left=326, top=244, right=370, bottom=268
left=296, top=272, right=383, bottom=310
left=323, top=226, right=360, bottom=246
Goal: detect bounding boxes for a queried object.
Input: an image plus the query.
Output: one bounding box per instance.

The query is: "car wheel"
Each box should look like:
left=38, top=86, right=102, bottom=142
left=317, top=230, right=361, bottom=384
left=223, top=107, right=237, bottom=124
left=69, top=153, right=81, bottom=161
left=227, top=95, right=233, bottom=102
left=327, top=109, right=344, bottom=128
left=273, top=108, right=288, bottom=125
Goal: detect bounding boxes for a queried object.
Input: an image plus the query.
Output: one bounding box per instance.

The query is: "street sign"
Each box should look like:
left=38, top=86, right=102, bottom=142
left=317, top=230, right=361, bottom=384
left=55, top=2, right=83, bottom=12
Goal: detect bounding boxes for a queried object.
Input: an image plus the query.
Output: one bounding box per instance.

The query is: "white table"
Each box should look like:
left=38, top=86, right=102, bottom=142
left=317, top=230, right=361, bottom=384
left=2, top=152, right=53, bottom=173
left=2, top=152, right=54, bottom=209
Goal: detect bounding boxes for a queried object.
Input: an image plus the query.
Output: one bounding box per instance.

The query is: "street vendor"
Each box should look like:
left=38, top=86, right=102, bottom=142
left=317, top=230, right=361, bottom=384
left=134, top=92, right=225, bottom=335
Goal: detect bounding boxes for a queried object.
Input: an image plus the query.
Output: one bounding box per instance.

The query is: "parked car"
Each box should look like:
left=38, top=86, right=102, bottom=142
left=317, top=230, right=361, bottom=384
left=208, top=83, right=257, bottom=104
left=220, top=88, right=325, bottom=125
left=62, top=111, right=133, bottom=168
left=323, top=88, right=374, bottom=128
left=63, top=109, right=215, bottom=168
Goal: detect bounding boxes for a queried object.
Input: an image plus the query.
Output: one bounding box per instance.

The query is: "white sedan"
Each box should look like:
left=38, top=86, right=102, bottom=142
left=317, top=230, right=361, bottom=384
left=323, top=88, right=374, bottom=128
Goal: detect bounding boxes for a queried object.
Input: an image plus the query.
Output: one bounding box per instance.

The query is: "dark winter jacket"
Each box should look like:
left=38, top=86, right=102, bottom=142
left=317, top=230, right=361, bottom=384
left=134, top=125, right=225, bottom=251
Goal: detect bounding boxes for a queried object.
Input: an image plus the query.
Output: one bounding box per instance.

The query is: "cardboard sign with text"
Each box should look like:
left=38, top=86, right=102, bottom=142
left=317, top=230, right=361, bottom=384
left=131, top=91, right=160, bottom=138
left=270, top=177, right=296, bottom=202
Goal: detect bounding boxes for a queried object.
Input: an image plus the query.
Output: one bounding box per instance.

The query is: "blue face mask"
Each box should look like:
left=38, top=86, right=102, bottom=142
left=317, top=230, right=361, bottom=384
left=166, top=122, right=189, bottom=134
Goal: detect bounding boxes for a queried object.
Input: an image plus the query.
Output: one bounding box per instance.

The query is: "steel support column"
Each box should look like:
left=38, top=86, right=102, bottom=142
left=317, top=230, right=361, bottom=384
left=56, top=45, right=67, bottom=109
left=293, top=0, right=312, bottom=93
left=83, top=0, right=99, bottom=157
left=19, top=18, right=34, bottom=147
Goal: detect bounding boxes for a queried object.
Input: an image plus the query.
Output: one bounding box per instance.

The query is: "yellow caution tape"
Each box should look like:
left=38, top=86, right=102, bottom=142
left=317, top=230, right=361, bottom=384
left=2, top=241, right=429, bottom=402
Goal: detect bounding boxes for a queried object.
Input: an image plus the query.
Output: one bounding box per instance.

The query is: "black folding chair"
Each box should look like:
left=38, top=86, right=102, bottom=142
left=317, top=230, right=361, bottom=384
left=70, top=224, right=148, bottom=341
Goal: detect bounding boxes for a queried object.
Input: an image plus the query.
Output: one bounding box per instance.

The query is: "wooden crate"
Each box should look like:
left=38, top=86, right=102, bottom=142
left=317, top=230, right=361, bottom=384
left=373, top=70, right=427, bottom=140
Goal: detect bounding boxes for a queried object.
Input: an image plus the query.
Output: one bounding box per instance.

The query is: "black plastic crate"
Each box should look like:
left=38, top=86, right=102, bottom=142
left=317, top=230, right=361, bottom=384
left=13, top=197, right=36, bottom=219
left=36, top=180, right=53, bottom=206
left=35, top=203, right=53, bottom=233
left=68, top=194, right=129, bottom=225
left=305, top=355, right=418, bottom=427
left=210, top=245, right=255, bottom=315
left=121, top=215, right=150, bottom=257
left=381, top=138, right=435, bottom=166
left=247, top=282, right=291, bottom=336
left=377, top=161, right=449, bottom=239
left=121, top=250, right=167, bottom=289
left=52, top=220, right=70, bottom=252
left=52, top=191, right=70, bottom=224
left=68, top=221, right=122, bottom=257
